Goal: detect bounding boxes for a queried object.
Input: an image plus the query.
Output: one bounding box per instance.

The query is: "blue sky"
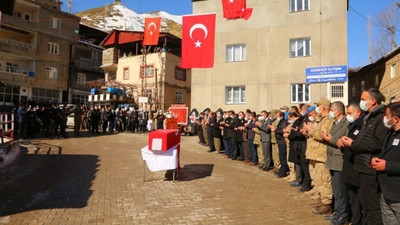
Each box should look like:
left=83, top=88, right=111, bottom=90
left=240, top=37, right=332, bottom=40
left=63, top=0, right=397, bottom=69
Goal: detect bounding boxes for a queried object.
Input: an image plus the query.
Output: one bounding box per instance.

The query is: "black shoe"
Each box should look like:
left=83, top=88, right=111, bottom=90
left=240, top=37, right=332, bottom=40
left=263, top=167, right=273, bottom=171
left=324, top=214, right=337, bottom=221
left=208, top=149, right=216, bottom=152
left=290, top=181, right=302, bottom=187
left=231, top=157, right=237, bottom=160
left=298, top=186, right=312, bottom=192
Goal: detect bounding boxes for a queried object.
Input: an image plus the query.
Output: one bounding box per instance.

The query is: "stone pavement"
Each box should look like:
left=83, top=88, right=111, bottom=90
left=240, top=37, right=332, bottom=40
left=0, top=132, right=329, bottom=225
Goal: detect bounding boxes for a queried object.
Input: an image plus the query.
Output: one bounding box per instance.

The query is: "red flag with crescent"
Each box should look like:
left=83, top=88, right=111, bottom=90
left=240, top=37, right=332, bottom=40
left=181, top=13, right=216, bottom=69
left=143, top=17, right=161, bottom=46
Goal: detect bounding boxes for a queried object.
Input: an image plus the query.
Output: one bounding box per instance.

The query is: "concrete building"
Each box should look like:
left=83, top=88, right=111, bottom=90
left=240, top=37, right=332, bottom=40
left=0, top=0, right=79, bottom=105
left=68, top=24, right=107, bottom=105
left=99, top=30, right=191, bottom=111
left=191, top=0, right=348, bottom=112
left=348, top=46, right=400, bottom=104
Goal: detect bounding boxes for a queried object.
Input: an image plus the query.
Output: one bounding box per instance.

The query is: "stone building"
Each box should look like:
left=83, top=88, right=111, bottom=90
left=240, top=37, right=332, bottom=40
left=190, top=0, right=348, bottom=112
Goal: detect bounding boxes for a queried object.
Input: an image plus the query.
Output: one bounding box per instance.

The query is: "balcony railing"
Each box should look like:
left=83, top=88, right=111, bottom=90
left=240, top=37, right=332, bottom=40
left=0, top=68, right=33, bottom=76
left=0, top=38, right=35, bottom=52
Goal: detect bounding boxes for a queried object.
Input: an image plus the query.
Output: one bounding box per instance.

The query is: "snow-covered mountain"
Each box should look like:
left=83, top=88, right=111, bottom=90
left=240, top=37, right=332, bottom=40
left=75, top=3, right=182, bottom=38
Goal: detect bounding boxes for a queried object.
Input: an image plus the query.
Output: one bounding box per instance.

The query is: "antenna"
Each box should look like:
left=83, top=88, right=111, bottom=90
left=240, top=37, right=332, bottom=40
left=68, top=0, right=72, bottom=13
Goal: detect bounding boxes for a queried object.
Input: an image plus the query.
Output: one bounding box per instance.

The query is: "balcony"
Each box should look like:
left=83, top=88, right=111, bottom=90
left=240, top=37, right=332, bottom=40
left=75, top=57, right=102, bottom=72
left=0, top=69, right=32, bottom=83
left=0, top=37, right=36, bottom=54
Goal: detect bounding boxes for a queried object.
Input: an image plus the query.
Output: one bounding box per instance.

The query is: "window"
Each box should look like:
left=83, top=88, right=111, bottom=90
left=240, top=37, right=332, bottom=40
left=352, top=85, right=356, bottom=97
left=175, top=67, right=187, bottom=81
left=6, top=63, right=18, bottom=73
left=24, top=14, right=31, bottom=21
left=50, top=17, right=61, bottom=29
left=46, top=67, right=58, bottom=79
left=15, top=11, right=31, bottom=21
left=290, top=38, right=311, bottom=57
left=290, top=0, right=310, bottom=12
left=391, top=64, right=396, bottom=79
left=176, top=92, right=184, bottom=103
left=226, top=44, right=246, bottom=62
left=225, top=86, right=246, bottom=104
left=146, top=89, right=152, bottom=99
left=0, top=84, right=20, bottom=104
left=123, top=67, right=129, bottom=80
left=291, top=83, right=310, bottom=103
left=72, top=94, right=87, bottom=104
left=32, top=88, right=59, bottom=103
left=47, top=42, right=59, bottom=54
left=374, top=74, right=380, bottom=87
left=360, top=80, right=365, bottom=91
left=140, top=65, right=154, bottom=78
left=77, top=73, right=86, bottom=84
left=331, top=84, right=344, bottom=98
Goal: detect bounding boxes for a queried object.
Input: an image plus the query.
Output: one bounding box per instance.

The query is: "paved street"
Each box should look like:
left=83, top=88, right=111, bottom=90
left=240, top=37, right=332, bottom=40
left=0, top=132, right=328, bottom=225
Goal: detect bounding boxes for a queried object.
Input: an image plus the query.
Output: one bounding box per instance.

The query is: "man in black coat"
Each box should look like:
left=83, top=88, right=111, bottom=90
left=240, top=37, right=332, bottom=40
left=226, top=110, right=239, bottom=160
left=341, top=88, right=390, bottom=225
left=336, top=103, right=364, bottom=225
left=207, top=112, right=216, bottom=152
left=371, top=102, right=400, bottom=225
left=273, top=111, right=289, bottom=177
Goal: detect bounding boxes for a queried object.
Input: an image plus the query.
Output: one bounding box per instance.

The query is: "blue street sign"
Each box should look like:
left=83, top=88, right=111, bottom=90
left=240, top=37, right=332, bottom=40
left=306, top=65, right=347, bottom=83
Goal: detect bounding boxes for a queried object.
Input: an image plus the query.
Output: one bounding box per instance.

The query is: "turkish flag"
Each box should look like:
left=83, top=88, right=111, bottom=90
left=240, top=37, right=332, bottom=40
left=143, top=17, right=161, bottom=46
left=181, top=13, right=216, bottom=69
left=221, top=0, right=253, bottom=20
left=221, top=0, right=244, bottom=19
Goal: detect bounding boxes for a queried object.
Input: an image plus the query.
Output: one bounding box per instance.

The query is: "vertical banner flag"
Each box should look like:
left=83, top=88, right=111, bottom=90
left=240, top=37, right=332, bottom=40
left=181, top=13, right=216, bottom=69
left=221, top=0, right=253, bottom=21
left=143, top=17, right=161, bottom=46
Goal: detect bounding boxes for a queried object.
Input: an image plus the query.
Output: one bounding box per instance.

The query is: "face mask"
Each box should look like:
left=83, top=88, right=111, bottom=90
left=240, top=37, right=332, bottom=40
left=308, top=116, right=315, bottom=122
left=288, top=120, right=294, bottom=124
left=383, top=116, right=394, bottom=129
left=329, top=111, right=336, bottom=119
left=281, top=110, right=287, bottom=113
left=315, top=107, right=321, bottom=115
left=346, top=114, right=355, bottom=123
left=239, top=116, right=243, bottom=120
left=359, top=100, right=370, bottom=112
left=276, top=118, right=281, bottom=123
left=258, top=116, right=265, bottom=121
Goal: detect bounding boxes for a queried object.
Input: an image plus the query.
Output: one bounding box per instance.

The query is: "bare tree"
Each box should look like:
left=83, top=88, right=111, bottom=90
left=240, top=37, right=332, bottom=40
left=372, top=1, right=400, bottom=60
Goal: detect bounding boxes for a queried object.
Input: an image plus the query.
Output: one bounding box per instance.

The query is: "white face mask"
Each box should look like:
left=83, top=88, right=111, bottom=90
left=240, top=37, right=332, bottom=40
left=288, top=120, right=294, bottom=124
left=308, top=116, right=315, bottom=122
left=239, top=116, right=243, bottom=120
left=315, top=107, right=321, bottom=115
left=383, top=116, right=394, bottom=129
left=346, top=114, right=355, bottom=123
left=258, top=116, right=265, bottom=121
left=360, top=100, right=370, bottom=112
left=276, top=117, right=281, bottom=123
left=329, top=111, right=336, bottom=119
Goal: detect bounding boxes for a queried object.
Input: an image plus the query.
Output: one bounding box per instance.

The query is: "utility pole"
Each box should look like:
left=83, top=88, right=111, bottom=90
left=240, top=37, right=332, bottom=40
left=155, top=67, right=158, bottom=110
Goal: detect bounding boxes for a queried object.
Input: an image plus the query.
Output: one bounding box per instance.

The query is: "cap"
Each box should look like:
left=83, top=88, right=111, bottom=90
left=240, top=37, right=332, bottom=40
left=280, top=106, right=289, bottom=111
left=314, top=98, right=331, bottom=107
left=306, top=106, right=316, bottom=114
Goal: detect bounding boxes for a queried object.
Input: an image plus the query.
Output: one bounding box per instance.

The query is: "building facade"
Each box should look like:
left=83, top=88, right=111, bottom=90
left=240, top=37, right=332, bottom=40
left=191, top=0, right=348, bottom=112
left=99, top=30, right=191, bottom=111
left=0, top=0, right=79, bottom=105
left=68, top=24, right=107, bottom=105
left=348, top=46, right=400, bottom=104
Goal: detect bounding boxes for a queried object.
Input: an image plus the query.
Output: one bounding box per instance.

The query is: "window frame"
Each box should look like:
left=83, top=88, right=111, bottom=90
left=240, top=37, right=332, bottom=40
left=175, top=92, right=184, bottom=104
left=290, top=0, right=310, bottom=13
left=140, top=65, right=155, bottom=78
left=46, top=67, right=58, bottom=79
left=226, top=44, right=247, bottom=63
left=50, top=17, right=61, bottom=30
left=47, top=42, right=59, bottom=55
left=175, top=66, right=187, bottom=81
left=290, top=83, right=310, bottom=103
left=331, top=84, right=344, bottom=99
left=123, top=67, right=129, bottom=80
left=391, top=64, right=396, bottom=79
left=290, top=38, right=311, bottom=57
left=225, top=86, right=246, bottom=105
left=77, top=73, right=86, bottom=84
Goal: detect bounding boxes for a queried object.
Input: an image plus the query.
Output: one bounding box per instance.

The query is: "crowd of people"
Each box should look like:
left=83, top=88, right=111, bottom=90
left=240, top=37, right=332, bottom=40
left=196, top=87, right=400, bottom=225
left=13, top=104, right=151, bottom=140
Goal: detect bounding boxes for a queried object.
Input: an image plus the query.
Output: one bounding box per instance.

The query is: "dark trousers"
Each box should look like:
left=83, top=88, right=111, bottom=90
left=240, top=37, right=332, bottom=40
left=198, top=129, right=205, bottom=144
left=92, top=120, right=99, bottom=133
left=237, top=141, right=244, bottom=160
left=102, top=120, right=108, bottom=132
left=278, top=143, right=289, bottom=175
left=223, top=138, right=230, bottom=156
left=299, top=143, right=311, bottom=190
left=359, top=173, right=383, bottom=225
left=295, top=163, right=303, bottom=183
left=18, top=121, right=25, bottom=139
left=248, top=140, right=258, bottom=163
left=229, top=137, right=238, bottom=158
left=331, top=170, right=349, bottom=221
left=262, top=141, right=273, bottom=168
left=346, top=184, right=362, bottom=225
left=243, top=140, right=250, bottom=161
left=208, top=130, right=215, bottom=151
